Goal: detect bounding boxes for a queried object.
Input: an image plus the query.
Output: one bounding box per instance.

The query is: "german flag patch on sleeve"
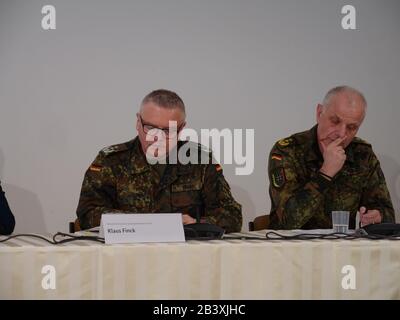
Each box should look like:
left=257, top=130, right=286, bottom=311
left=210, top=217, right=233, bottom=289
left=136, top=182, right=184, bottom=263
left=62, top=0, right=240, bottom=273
left=89, top=164, right=102, bottom=172
left=271, top=154, right=283, bottom=161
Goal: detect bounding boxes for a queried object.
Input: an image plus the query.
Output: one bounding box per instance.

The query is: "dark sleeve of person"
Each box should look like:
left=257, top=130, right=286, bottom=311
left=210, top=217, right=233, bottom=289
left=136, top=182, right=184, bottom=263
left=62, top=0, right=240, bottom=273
left=201, top=162, right=243, bottom=233
left=360, top=151, right=395, bottom=223
left=268, top=143, right=333, bottom=229
left=76, top=154, right=125, bottom=229
left=0, top=183, right=16, bottom=235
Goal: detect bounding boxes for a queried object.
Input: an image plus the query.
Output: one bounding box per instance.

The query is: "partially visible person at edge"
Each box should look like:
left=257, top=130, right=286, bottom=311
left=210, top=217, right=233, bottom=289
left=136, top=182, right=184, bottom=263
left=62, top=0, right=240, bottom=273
left=0, top=181, right=15, bottom=235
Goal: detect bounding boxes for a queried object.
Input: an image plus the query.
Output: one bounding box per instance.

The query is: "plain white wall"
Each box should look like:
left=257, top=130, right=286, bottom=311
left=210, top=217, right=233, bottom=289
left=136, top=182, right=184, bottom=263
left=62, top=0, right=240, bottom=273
left=1, top=0, right=399, bottom=233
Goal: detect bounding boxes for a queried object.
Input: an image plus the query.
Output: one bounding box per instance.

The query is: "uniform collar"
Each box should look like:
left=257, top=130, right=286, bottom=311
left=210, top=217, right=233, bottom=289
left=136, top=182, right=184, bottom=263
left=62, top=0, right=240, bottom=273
left=130, top=137, right=202, bottom=174
left=130, top=137, right=152, bottom=174
left=304, top=125, right=322, bottom=163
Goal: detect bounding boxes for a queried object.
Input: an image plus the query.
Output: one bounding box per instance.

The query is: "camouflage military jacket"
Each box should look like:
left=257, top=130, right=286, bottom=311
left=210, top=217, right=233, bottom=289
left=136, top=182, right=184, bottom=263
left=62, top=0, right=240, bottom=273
left=268, top=125, right=395, bottom=229
left=76, top=137, right=242, bottom=233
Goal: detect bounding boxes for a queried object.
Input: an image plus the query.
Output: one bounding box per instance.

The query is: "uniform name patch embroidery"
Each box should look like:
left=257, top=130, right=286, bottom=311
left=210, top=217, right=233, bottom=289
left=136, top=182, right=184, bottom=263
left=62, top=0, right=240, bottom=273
left=272, top=167, right=286, bottom=188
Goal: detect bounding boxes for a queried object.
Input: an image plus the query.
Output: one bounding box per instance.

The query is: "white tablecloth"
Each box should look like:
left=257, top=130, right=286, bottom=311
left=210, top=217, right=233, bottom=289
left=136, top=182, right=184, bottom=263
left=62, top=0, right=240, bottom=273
left=1, top=230, right=399, bottom=299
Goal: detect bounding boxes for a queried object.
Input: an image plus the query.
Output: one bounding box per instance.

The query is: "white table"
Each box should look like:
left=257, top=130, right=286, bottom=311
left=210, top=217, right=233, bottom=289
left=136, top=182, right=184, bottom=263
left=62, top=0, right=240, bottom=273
left=1, top=230, right=399, bottom=299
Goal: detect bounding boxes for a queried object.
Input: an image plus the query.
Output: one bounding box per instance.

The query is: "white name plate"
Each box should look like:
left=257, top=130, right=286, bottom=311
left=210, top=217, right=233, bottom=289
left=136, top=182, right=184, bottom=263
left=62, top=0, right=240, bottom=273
left=100, top=213, right=185, bottom=244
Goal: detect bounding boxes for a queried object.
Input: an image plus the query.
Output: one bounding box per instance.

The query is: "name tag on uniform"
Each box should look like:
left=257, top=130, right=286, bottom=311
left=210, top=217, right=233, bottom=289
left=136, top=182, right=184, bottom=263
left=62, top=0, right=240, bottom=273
left=100, top=213, right=185, bottom=244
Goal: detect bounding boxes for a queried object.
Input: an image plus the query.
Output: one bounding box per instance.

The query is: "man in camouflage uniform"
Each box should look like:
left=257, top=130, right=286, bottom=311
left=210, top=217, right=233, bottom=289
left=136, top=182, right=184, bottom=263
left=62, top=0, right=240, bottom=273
left=268, top=86, right=395, bottom=229
left=76, top=89, right=242, bottom=233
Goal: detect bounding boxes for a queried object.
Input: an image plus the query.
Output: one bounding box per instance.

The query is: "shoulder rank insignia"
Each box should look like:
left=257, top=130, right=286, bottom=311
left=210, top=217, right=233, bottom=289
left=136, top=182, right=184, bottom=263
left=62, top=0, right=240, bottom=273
left=271, top=167, right=286, bottom=188
left=101, top=142, right=129, bottom=156
left=278, top=138, right=292, bottom=147
left=352, top=137, right=371, bottom=146
left=101, top=145, right=120, bottom=155
left=100, top=140, right=132, bottom=157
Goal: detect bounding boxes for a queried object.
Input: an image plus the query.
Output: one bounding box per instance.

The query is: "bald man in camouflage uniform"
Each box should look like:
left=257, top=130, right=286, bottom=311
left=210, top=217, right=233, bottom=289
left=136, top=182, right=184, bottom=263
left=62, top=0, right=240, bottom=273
left=268, top=86, right=395, bottom=230
left=77, top=89, right=242, bottom=233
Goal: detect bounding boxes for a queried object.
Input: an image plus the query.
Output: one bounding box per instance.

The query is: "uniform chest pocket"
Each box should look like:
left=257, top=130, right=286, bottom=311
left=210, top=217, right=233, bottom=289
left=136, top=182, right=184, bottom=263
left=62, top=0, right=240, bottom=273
left=171, top=180, right=203, bottom=208
left=329, top=170, right=367, bottom=211
left=338, top=167, right=369, bottom=192
left=116, top=181, right=151, bottom=210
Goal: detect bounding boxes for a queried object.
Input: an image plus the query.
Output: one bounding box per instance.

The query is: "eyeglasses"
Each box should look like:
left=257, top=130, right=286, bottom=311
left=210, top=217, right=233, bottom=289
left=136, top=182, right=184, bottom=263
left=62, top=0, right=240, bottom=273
left=138, top=114, right=184, bottom=137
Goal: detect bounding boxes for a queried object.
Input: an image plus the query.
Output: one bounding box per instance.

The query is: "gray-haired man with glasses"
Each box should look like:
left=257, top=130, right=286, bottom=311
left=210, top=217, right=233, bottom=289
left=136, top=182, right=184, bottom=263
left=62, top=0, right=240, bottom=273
left=76, top=89, right=242, bottom=232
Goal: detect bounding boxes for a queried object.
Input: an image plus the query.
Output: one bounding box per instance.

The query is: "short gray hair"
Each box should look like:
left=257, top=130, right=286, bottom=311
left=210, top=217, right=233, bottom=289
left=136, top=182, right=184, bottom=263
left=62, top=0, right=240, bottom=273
left=322, top=85, right=367, bottom=109
left=141, top=89, right=186, bottom=115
